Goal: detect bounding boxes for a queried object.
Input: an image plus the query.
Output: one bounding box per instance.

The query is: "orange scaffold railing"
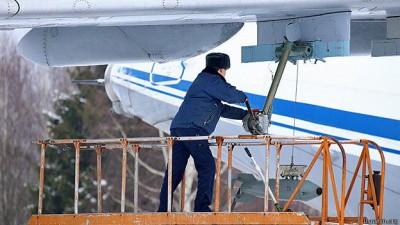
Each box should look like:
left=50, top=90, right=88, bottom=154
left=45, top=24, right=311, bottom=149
left=29, top=135, right=385, bottom=225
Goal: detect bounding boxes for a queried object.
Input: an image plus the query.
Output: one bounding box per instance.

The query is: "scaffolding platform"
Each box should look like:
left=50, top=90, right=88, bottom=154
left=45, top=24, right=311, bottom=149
left=28, top=135, right=385, bottom=225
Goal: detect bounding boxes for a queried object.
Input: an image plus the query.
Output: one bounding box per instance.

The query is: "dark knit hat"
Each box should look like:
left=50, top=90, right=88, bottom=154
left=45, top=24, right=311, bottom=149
left=206, top=53, right=230, bottom=70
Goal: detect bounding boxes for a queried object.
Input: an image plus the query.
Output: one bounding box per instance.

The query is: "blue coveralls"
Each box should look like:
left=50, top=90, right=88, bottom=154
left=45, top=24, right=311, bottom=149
left=158, top=67, right=247, bottom=212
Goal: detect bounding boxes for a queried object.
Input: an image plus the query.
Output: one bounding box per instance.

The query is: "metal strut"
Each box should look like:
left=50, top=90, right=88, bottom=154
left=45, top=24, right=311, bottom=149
left=245, top=40, right=312, bottom=134
left=263, top=41, right=293, bottom=114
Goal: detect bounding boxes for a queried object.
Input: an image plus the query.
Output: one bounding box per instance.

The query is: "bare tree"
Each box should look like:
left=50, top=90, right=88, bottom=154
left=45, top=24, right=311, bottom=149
left=0, top=33, right=70, bottom=225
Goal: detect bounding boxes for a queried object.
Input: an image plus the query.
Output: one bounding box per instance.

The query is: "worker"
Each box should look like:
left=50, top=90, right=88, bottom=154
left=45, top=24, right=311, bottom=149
left=158, top=52, right=249, bottom=212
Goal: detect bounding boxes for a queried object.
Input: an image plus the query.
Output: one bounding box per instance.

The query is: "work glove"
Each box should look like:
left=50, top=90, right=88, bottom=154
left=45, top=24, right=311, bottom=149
left=242, top=109, right=263, bottom=135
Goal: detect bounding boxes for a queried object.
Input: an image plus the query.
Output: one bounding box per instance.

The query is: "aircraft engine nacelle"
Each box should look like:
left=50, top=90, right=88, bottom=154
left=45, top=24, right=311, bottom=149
left=103, top=64, right=133, bottom=118
left=17, top=23, right=243, bottom=67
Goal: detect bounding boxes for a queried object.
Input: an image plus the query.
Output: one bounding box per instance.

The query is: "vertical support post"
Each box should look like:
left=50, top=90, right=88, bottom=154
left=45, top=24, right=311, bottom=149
left=38, top=143, right=47, bottom=215
left=326, top=145, right=341, bottom=222
left=214, top=137, right=224, bottom=212
left=264, top=137, right=271, bottom=212
left=134, top=145, right=140, bottom=213
left=319, top=136, right=346, bottom=225
left=227, top=144, right=234, bottom=212
left=167, top=138, right=174, bottom=213
left=121, top=140, right=128, bottom=213
left=73, top=141, right=81, bottom=215
left=321, top=138, right=329, bottom=224
left=359, top=147, right=367, bottom=225
left=369, top=140, right=386, bottom=223
left=95, top=146, right=103, bottom=213
left=274, top=144, right=282, bottom=210
left=365, top=146, right=380, bottom=220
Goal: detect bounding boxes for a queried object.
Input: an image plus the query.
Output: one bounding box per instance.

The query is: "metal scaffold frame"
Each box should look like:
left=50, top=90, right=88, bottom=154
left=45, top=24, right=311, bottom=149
left=29, top=135, right=385, bottom=225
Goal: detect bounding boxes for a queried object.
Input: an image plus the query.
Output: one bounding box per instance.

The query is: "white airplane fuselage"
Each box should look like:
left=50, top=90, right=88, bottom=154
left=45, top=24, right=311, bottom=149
left=105, top=23, right=400, bottom=220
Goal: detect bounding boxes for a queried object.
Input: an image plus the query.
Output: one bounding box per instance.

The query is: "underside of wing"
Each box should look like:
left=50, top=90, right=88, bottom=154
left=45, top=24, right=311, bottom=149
left=8, top=1, right=400, bottom=65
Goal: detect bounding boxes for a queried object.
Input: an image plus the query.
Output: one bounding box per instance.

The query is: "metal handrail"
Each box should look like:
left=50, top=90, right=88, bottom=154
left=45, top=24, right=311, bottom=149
left=35, top=135, right=385, bottom=225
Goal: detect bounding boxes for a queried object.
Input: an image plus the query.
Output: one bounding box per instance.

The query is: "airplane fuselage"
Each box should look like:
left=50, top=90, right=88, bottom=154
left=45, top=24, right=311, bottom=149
left=105, top=23, right=400, bottom=220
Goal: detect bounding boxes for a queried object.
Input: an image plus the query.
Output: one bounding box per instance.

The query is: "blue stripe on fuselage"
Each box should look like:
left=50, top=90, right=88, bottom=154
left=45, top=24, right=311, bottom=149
left=118, top=67, right=400, bottom=143
left=245, top=93, right=400, bottom=141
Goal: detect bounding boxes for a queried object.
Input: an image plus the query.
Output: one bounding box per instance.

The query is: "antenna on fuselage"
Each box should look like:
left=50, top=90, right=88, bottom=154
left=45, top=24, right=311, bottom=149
left=71, top=79, right=105, bottom=86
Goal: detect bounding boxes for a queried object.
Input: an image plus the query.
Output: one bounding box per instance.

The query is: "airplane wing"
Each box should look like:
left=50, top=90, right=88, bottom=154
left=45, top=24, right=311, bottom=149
left=1, top=1, right=399, bottom=66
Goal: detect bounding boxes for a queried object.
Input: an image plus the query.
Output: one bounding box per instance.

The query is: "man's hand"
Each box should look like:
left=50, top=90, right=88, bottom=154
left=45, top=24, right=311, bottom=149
left=242, top=111, right=263, bottom=135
